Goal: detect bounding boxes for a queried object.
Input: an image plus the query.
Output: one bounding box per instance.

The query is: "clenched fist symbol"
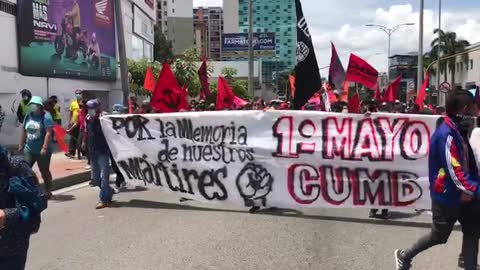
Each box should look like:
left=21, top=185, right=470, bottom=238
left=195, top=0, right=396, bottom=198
left=236, top=163, right=274, bottom=207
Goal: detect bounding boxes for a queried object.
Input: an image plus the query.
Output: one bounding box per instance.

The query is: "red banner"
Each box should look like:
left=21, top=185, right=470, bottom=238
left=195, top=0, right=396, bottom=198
left=143, top=66, right=156, bottom=93
left=216, top=76, right=235, bottom=110
left=416, top=73, right=430, bottom=108
left=53, top=124, right=68, bottom=153
left=345, top=54, right=378, bottom=89
left=384, top=75, right=403, bottom=103
left=198, top=59, right=211, bottom=100
left=151, top=63, right=187, bottom=113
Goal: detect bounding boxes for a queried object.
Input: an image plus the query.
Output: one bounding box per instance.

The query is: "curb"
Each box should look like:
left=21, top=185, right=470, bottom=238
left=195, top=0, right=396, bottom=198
left=41, top=171, right=91, bottom=191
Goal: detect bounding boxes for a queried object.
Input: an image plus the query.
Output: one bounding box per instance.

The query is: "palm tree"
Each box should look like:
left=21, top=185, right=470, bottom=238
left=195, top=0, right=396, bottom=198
left=430, top=29, right=470, bottom=86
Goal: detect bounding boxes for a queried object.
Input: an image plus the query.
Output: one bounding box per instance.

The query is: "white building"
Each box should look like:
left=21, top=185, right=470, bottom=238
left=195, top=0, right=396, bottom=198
left=432, top=42, right=480, bottom=105
left=0, top=0, right=155, bottom=146
left=222, top=0, right=238, bottom=33
left=156, top=0, right=194, bottom=55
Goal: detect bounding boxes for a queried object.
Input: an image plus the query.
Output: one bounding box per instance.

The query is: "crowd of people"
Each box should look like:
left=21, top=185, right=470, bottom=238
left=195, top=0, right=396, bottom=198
left=2, top=86, right=480, bottom=269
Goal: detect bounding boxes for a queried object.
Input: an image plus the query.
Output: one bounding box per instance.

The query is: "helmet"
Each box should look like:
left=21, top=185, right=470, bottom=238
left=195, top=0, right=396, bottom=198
left=75, top=89, right=83, bottom=94
left=28, top=96, right=44, bottom=106
left=86, top=99, right=100, bottom=109
left=20, top=89, right=32, bottom=97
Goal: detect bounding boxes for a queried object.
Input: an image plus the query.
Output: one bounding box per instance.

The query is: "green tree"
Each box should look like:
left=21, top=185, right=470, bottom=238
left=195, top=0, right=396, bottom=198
left=430, top=29, right=470, bottom=86
left=154, top=26, right=173, bottom=63
left=221, top=67, right=238, bottom=83
left=127, top=59, right=162, bottom=96
left=171, top=47, right=211, bottom=98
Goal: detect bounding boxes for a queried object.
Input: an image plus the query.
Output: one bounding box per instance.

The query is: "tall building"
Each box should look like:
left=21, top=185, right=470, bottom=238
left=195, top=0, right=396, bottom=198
left=194, top=7, right=223, bottom=60
left=0, top=0, right=155, bottom=146
left=156, top=0, right=194, bottom=55
left=223, top=0, right=296, bottom=84
left=389, top=53, right=418, bottom=103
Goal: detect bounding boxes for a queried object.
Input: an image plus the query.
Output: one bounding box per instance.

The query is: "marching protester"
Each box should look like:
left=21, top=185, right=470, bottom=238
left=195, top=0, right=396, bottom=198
left=395, top=90, right=480, bottom=270
left=50, top=96, right=63, bottom=126
left=17, top=89, right=32, bottom=124
left=82, top=99, right=114, bottom=209
left=0, top=146, right=47, bottom=270
left=66, top=90, right=83, bottom=159
left=18, top=96, right=54, bottom=199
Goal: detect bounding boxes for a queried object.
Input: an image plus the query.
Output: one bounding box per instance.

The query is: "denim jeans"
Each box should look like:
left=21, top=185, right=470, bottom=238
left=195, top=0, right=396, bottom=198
left=91, top=152, right=113, bottom=203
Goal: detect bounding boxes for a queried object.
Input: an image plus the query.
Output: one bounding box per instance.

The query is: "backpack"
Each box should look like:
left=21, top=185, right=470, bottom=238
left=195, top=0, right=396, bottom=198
left=3, top=150, right=47, bottom=233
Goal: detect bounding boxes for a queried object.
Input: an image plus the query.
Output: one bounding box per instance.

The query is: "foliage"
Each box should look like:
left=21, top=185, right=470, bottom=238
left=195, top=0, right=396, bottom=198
left=430, top=29, right=470, bottom=85
left=171, top=47, right=212, bottom=98
left=127, top=59, right=162, bottom=96
left=154, top=26, right=173, bottom=63
left=221, top=67, right=238, bottom=82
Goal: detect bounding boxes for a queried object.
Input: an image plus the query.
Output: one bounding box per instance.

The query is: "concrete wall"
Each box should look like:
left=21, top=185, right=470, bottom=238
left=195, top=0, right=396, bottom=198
left=167, top=17, right=194, bottom=55
left=169, top=0, right=193, bottom=18
left=194, top=61, right=261, bottom=82
left=222, top=0, right=239, bottom=33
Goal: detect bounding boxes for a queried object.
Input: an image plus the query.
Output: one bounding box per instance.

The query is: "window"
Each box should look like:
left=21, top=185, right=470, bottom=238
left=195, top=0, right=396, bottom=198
left=471, top=59, right=474, bottom=69
left=131, top=35, right=144, bottom=60
left=172, top=8, right=175, bottom=13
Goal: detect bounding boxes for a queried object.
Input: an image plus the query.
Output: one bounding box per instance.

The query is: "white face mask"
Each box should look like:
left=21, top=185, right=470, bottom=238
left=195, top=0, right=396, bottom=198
left=88, top=109, right=97, bottom=117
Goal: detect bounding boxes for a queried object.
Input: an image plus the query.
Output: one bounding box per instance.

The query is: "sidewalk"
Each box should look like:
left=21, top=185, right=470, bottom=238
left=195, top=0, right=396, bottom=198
left=33, top=152, right=91, bottom=191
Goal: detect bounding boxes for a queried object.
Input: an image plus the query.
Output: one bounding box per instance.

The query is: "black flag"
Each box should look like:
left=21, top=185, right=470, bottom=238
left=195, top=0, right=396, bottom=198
left=293, top=0, right=321, bottom=110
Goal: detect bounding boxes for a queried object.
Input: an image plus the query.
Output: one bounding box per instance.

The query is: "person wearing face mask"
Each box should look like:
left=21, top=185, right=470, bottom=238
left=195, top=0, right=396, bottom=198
left=17, top=89, right=32, bottom=124
left=395, top=90, right=480, bottom=270
left=66, top=90, right=82, bottom=158
left=82, top=100, right=113, bottom=209
left=18, top=96, right=54, bottom=199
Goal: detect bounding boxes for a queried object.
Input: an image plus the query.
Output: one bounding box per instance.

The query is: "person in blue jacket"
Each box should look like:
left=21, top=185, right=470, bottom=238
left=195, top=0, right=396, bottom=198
left=395, top=90, right=480, bottom=270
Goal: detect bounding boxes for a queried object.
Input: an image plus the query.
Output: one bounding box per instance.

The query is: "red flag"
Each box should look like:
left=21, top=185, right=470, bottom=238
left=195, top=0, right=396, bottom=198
left=345, top=54, right=379, bottom=89
left=143, top=66, right=156, bottom=92
left=383, top=75, right=403, bottom=103
left=151, top=62, right=186, bottom=113
left=374, top=83, right=382, bottom=101
left=198, top=59, right=211, bottom=100
left=128, top=98, right=133, bottom=114
left=348, top=92, right=360, bottom=113
left=416, top=73, right=430, bottom=108
left=289, top=75, right=296, bottom=98
left=233, top=96, right=248, bottom=109
left=328, top=42, right=346, bottom=89
left=216, top=76, right=235, bottom=110
left=53, top=124, right=68, bottom=153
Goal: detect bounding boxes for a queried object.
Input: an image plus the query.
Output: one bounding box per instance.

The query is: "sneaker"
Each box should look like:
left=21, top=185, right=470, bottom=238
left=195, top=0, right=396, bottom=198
left=114, top=181, right=127, bottom=193
left=65, top=153, right=74, bottom=158
left=88, top=180, right=95, bottom=187
left=249, top=206, right=261, bottom=214
left=369, top=209, right=377, bottom=218
left=394, top=249, right=411, bottom=270
left=380, top=209, right=389, bottom=219
left=95, top=202, right=112, bottom=210
left=85, top=165, right=91, bottom=170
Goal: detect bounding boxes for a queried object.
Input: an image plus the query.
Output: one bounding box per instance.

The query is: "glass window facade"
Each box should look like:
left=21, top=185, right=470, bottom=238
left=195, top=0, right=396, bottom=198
left=238, top=0, right=296, bottom=84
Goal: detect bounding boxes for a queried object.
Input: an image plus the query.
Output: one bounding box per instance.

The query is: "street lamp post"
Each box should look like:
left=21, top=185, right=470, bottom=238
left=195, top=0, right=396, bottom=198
left=365, top=23, right=415, bottom=81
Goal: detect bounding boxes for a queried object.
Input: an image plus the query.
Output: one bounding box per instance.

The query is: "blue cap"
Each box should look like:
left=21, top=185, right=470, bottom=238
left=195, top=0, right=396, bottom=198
left=86, top=99, right=99, bottom=109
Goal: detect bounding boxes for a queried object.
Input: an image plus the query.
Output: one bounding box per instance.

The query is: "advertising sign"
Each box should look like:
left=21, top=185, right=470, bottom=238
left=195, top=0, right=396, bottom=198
left=17, top=0, right=117, bottom=81
left=222, top=32, right=276, bottom=58
left=133, top=5, right=154, bottom=44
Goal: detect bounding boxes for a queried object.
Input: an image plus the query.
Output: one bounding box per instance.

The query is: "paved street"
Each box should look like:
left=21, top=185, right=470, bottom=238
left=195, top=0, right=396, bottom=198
left=28, top=182, right=465, bottom=270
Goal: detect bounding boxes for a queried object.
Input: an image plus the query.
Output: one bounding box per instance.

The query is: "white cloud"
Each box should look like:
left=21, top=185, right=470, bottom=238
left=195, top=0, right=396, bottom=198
left=311, top=3, right=480, bottom=75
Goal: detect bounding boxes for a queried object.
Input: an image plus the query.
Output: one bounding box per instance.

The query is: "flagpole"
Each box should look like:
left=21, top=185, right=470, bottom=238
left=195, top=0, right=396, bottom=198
left=247, top=0, right=254, bottom=98
left=436, top=0, right=442, bottom=105
left=115, top=0, right=129, bottom=107
left=417, top=0, right=425, bottom=90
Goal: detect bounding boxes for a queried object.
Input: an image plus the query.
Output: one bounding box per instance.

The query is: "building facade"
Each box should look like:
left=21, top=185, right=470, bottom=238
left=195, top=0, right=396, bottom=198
left=389, top=54, right=418, bottom=103
left=156, top=0, right=194, bottom=55
left=223, top=0, right=296, bottom=86
left=194, top=7, right=223, bottom=60
left=0, top=0, right=154, bottom=146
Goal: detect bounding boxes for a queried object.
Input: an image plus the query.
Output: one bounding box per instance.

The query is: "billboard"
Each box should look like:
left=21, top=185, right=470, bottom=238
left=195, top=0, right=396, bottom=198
left=17, top=0, right=117, bottom=81
left=222, top=32, right=276, bottom=58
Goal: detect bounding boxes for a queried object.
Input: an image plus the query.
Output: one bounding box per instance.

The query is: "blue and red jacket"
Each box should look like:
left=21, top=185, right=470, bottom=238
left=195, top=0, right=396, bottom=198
left=429, top=117, right=480, bottom=208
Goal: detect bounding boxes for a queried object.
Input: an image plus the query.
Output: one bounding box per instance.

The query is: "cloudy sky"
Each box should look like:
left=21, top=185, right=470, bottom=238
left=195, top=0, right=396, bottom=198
left=193, top=0, right=480, bottom=73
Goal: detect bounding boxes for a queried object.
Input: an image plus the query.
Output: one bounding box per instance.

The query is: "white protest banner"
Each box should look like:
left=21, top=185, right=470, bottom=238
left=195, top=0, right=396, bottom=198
left=101, top=111, right=441, bottom=209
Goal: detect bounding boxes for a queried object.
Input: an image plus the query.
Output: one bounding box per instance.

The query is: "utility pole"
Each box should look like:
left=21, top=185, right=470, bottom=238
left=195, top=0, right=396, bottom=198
left=248, top=0, right=254, bottom=98
left=366, top=23, right=414, bottom=82
left=115, top=0, right=129, bottom=106
left=437, top=0, right=443, bottom=104
left=417, top=0, right=425, bottom=90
